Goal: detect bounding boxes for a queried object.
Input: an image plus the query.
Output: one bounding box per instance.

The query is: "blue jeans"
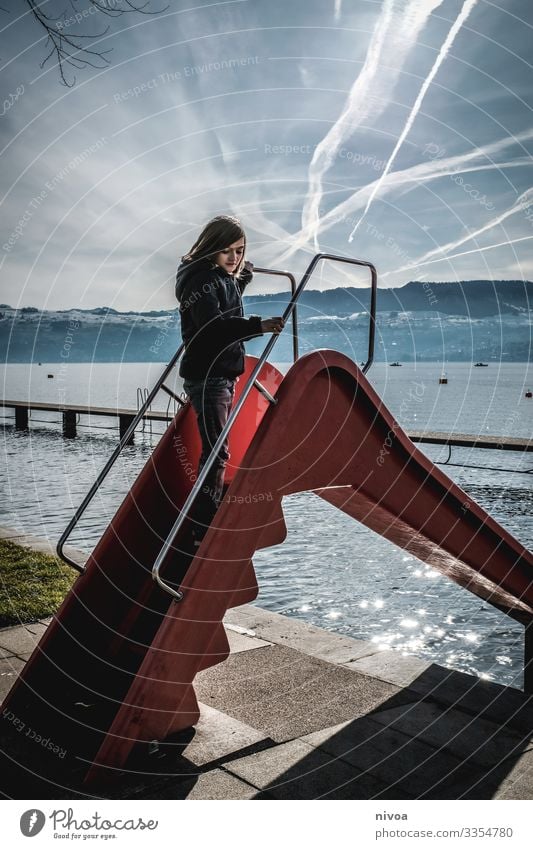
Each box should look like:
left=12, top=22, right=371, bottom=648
left=183, top=376, right=236, bottom=539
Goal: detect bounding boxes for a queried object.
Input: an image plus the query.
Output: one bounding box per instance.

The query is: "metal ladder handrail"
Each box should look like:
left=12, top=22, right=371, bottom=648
left=56, top=343, right=185, bottom=572
left=152, top=252, right=377, bottom=601
left=56, top=267, right=299, bottom=573
left=253, top=265, right=299, bottom=362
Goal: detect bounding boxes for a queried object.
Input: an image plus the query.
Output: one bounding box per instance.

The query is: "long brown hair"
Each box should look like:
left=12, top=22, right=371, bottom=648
left=183, top=215, right=247, bottom=277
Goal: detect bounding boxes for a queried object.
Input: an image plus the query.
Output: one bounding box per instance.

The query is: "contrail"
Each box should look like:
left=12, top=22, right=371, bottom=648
left=397, top=234, right=533, bottom=268
left=297, top=0, right=445, bottom=255
left=348, top=0, right=480, bottom=241
left=390, top=186, right=533, bottom=275
left=274, top=128, right=533, bottom=266
left=301, top=0, right=394, bottom=252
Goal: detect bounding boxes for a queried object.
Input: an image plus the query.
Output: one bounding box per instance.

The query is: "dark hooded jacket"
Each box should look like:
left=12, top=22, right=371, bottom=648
left=175, top=255, right=264, bottom=379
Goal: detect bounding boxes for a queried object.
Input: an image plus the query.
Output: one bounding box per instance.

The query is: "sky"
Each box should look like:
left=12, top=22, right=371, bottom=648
left=0, top=0, right=532, bottom=311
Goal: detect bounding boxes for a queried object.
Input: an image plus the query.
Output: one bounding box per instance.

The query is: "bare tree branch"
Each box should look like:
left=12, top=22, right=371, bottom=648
left=17, top=0, right=168, bottom=86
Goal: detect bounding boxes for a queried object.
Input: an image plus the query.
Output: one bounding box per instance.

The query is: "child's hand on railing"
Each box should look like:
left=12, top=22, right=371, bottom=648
left=261, top=317, right=285, bottom=334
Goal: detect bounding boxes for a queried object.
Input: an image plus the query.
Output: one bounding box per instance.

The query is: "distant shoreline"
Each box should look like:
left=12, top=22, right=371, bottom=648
left=2, top=360, right=531, bottom=366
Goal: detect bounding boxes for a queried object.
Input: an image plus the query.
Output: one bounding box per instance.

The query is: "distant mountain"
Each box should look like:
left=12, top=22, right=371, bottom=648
left=243, top=279, right=533, bottom=318
left=1, top=280, right=531, bottom=363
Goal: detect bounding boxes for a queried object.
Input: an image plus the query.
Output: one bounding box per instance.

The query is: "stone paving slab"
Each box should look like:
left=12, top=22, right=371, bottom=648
left=0, top=622, right=50, bottom=658
left=301, top=714, right=494, bottom=799
left=0, top=656, right=26, bottom=702
left=225, top=604, right=380, bottom=664
left=0, top=526, right=25, bottom=540
left=0, top=526, right=88, bottom=566
left=225, top=628, right=272, bottom=654
left=5, top=537, right=58, bottom=557
left=345, top=650, right=432, bottom=687
left=496, top=782, right=533, bottom=800
left=148, top=768, right=263, bottom=800
left=407, top=664, right=533, bottom=737
left=195, top=643, right=416, bottom=743
left=157, top=702, right=271, bottom=767
left=224, top=738, right=356, bottom=799
left=495, top=768, right=533, bottom=800
left=224, top=738, right=413, bottom=799
left=0, top=647, right=18, bottom=660
left=490, top=750, right=533, bottom=799
left=369, top=699, right=529, bottom=770
left=0, top=619, right=263, bottom=662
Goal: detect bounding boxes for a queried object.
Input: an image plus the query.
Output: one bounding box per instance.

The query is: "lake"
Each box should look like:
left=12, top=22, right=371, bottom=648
left=1, top=359, right=532, bottom=688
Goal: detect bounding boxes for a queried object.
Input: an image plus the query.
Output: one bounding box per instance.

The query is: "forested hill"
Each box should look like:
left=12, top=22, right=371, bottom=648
left=243, top=279, right=532, bottom=318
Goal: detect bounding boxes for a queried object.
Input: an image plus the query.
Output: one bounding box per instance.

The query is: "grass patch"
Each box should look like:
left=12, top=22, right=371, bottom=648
left=0, top=538, right=76, bottom=627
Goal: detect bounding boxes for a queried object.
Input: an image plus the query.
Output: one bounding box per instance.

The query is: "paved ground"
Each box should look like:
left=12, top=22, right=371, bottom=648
left=1, top=525, right=533, bottom=800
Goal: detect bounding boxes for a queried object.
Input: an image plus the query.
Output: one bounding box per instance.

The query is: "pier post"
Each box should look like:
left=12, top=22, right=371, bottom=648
left=119, top=414, right=135, bottom=446
left=525, top=622, right=533, bottom=695
left=62, top=410, right=77, bottom=438
left=14, top=405, right=28, bottom=430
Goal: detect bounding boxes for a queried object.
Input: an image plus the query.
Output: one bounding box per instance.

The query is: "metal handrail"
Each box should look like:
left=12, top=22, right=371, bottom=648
left=298, top=253, right=377, bottom=375
left=253, top=266, right=299, bottom=362
left=56, top=343, right=185, bottom=572
left=56, top=266, right=300, bottom=574
left=152, top=252, right=377, bottom=601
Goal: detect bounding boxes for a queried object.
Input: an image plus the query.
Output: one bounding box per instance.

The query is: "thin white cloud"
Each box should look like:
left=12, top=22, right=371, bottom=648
left=390, top=186, right=533, bottom=275
left=349, top=0, right=480, bottom=239
left=399, top=234, right=533, bottom=269
left=274, top=128, right=533, bottom=266
left=297, top=0, right=445, bottom=254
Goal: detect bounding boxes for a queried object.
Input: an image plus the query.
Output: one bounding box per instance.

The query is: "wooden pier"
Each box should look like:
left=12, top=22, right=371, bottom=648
left=408, top=430, right=532, bottom=452
left=0, top=399, right=176, bottom=444
left=1, top=400, right=531, bottom=452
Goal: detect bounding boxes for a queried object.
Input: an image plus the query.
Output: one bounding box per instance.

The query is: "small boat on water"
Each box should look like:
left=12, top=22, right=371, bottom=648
left=439, top=372, right=448, bottom=385
left=389, top=361, right=402, bottom=367
left=474, top=362, right=488, bottom=367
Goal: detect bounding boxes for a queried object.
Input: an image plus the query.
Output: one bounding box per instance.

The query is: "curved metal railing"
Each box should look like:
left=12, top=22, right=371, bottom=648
left=152, top=253, right=377, bottom=601
left=253, top=265, right=299, bottom=362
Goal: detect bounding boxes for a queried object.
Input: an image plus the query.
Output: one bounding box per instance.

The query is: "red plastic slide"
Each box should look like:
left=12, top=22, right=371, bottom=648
left=2, top=351, right=531, bottom=786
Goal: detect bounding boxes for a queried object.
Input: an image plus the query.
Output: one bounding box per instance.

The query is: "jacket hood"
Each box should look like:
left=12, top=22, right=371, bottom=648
left=175, top=255, right=218, bottom=301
